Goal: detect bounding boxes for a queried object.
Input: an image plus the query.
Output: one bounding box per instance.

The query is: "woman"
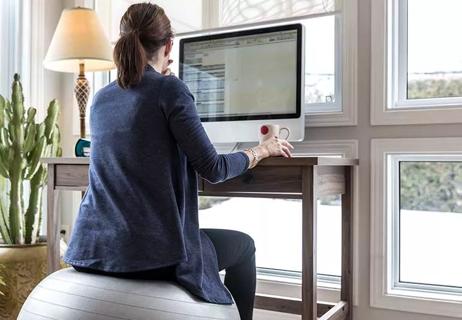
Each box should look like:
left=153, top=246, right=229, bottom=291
left=63, top=3, right=293, bottom=320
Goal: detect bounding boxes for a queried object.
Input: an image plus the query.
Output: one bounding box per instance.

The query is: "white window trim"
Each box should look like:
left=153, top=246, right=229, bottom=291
left=371, top=137, right=462, bottom=318
left=222, top=139, right=359, bottom=306
left=371, top=0, right=462, bottom=125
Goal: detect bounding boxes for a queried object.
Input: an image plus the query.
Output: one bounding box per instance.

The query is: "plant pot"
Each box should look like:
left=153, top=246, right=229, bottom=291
left=0, top=243, right=47, bottom=320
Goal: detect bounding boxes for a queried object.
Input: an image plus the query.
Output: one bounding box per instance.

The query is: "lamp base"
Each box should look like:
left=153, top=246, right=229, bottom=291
left=75, top=63, right=89, bottom=138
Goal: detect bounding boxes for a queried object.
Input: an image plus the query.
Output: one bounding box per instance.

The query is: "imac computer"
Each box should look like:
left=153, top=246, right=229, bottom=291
left=179, top=24, right=304, bottom=143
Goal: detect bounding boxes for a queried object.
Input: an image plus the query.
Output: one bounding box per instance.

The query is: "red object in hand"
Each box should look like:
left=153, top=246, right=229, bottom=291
left=260, top=125, right=269, bottom=135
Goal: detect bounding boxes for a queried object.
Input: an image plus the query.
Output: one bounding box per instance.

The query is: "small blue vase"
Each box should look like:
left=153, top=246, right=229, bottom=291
left=75, top=138, right=91, bottom=157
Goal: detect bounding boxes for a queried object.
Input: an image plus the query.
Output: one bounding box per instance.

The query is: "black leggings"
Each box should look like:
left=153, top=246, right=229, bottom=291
left=203, top=228, right=256, bottom=320
left=73, top=229, right=256, bottom=320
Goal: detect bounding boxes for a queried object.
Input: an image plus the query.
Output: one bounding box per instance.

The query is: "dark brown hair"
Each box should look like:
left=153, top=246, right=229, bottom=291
left=113, top=3, right=173, bottom=89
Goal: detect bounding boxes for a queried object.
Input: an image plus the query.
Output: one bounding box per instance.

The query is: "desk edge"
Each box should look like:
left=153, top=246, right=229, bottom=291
left=41, top=157, right=358, bottom=166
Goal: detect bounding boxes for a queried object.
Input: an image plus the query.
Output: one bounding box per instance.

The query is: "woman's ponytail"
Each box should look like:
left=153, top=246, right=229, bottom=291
left=113, top=31, right=147, bottom=89
left=113, top=3, right=173, bottom=89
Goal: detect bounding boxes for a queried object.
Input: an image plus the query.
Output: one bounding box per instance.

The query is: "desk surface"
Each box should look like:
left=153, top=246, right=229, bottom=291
left=42, top=156, right=358, bottom=166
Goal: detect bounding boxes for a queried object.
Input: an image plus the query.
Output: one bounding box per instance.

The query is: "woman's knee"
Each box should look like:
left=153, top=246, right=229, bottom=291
left=203, top=228, right=256, bottom=264
left=235, top=231, right=256, bottom=258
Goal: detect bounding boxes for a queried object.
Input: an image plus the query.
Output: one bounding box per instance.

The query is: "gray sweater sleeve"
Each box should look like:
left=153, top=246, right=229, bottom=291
left=159, top=76, right=249, bottom=183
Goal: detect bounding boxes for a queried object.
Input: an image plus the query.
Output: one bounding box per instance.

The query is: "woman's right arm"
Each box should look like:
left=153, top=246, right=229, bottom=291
left=243, top=138, right=294, bottom=169
left=159, top=76, right=293, bottom=182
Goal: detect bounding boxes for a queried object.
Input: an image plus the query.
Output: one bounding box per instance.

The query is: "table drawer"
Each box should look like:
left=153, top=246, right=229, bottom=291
left=202, top=166, right=302, bottom=195
left=55, top=164, right=89, bottom=188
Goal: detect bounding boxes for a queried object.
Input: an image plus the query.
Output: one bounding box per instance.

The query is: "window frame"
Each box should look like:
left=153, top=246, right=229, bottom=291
left=393, top=155, right=462, bottom=294
left=371, top=0, right=462, bottom=125
left=371, top=137, right=462, bottom=318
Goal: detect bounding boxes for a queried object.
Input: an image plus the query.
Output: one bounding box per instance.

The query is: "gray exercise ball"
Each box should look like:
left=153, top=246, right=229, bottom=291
left=18, top=267, right=240, bottom=320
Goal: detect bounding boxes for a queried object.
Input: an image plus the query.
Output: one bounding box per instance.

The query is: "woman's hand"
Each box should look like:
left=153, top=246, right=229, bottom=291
left=162, top=59, right=175, bottom=76
left=258, top=137, right=294, bottom=158
left=244, top=137, right=294, bottom=169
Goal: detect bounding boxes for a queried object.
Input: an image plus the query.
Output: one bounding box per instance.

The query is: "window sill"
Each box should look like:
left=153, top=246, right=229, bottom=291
left=305, top=109, right=357, bottom=127
left=391, top=98, right=462, bottom=110
left=391, top=287, right=462, bottom=303
left=371, top=104, right=462, bottom=125
left=372, top=287, right=462, bottom=318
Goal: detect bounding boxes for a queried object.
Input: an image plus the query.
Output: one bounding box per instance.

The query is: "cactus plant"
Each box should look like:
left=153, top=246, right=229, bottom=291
left=0, top=264, right=4, bottom=295
left=0, top=74, right=61, bottom=245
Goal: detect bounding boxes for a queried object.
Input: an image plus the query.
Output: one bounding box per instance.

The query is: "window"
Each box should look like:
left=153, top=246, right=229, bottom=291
left=304, top=15, right=338, bottom=110
left=371, top=0, right=462, bottom=124
left=95, top=0, right=204, bottom=85
left=392, top=0, right=462, bottom=107
left=398, top=160, right=462, bottom=289
left=90, top=0, right=357, bottom=130
left=371, top=138, right=462, bottom=318
left=96, top=0, right=203, bottom=42
left=406, top=0, right=462, bottom=101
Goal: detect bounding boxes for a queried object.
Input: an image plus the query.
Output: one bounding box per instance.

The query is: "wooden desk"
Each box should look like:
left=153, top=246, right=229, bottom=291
left=42, top=156, right=357, bottom=320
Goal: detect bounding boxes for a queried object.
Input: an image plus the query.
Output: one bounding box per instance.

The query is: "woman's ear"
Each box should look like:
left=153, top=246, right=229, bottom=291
left=164, top=39, right=173, bottom=57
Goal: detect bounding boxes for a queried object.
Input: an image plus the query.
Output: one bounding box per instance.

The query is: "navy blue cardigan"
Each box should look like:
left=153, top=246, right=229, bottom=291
left=64, top=65, right=249, bottom=304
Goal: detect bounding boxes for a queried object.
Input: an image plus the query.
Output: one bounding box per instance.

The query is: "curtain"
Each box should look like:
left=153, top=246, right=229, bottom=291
left=0, top=1, right=22, bottom=99
left=220, top=0, right=341, bottom=26
left=0, top=0, right=46, bottom=117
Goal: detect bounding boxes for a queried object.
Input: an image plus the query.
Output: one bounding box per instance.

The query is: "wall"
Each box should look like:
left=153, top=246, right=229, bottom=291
left=43, top=2, right=64, bottom=115
left=53, top=0, right=461, bottom=319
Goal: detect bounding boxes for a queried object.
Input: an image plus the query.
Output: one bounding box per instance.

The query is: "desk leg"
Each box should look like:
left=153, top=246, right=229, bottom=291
left=302, top=166, right=317, bottom=320
left=47, top=164, right=60, bottom=274
left=341, top=166, right=354, bottom=319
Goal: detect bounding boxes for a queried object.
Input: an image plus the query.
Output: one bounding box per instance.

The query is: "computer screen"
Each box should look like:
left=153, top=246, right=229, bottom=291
left=179, top=24, right=302, bottom=122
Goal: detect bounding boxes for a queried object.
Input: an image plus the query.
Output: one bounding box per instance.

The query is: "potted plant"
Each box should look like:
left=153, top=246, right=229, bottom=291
left=0, top=74, right=61, bottom=318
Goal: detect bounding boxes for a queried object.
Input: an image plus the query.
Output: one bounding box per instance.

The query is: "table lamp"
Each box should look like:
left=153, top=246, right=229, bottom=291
left=44, top=7, right=114, bottom=138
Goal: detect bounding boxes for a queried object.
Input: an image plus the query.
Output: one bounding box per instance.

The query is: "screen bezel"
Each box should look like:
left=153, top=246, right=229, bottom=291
left=179, top=23, right=303, bottom=122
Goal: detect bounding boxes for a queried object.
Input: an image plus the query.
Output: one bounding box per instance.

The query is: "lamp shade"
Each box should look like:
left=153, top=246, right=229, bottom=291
left=44, top=7, right=114, bottom=73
